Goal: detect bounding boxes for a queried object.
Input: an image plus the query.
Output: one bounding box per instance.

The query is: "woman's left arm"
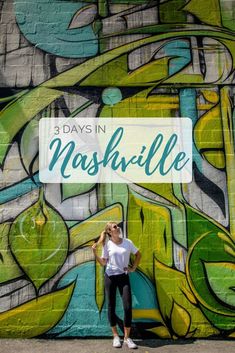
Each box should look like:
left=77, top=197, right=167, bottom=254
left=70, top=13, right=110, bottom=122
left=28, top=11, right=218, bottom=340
left=129, top=250, right=141, bottom=272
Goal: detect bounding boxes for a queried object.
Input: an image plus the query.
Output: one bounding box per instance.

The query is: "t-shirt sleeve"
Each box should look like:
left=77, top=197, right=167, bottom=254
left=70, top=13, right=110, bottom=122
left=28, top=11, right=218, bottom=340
left=101, top=243, right=109, bottom=259
left=128, top=239, right=139, bottom=255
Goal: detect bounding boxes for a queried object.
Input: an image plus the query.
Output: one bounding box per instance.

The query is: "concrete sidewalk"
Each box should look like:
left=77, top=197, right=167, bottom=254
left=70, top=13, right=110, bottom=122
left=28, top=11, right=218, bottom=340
left=0, top=339, right=235, bottom=353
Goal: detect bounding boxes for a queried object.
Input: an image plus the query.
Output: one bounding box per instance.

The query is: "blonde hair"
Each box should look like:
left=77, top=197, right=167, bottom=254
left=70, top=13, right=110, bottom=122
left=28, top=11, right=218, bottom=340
left=97, top=222, right=117, bottom=246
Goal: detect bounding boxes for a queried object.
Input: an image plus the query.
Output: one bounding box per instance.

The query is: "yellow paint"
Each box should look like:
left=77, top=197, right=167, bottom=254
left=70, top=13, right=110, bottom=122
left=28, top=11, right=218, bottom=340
left=194, top=102, right=225, bottom=168
left=120, top=57, right=170, bottom=85
left=201, top=90, right=219, bottom=104
left=69, top=204, right=123, bottom=251
left=95, top=245, right=105, bottom=312
left=171, top=302, right=191, bottom=337
left=145, top=103, right=179, bottom=110
left=179, top=248, right=183, bottom=263
left=183, top=0, right=222, bottom=27
left=0, top=283, right=75, bottom=338
left=203, top=150, right=225, bottom=169
left=181, top=285, right=198, bottom=305
left=224, top=244, right=235, bottom=258
left=165, top=73, right=203, bottom=84
left=197, top=104, right=217, bottom=110
left=194, top=104, right=223, bottom=149
left=128, top=190, right=173, bottom=281
left=134, top=96, right=179, bottom=103
left=132, top=309, right=162, bottom=322
left=155, top=257, right=220, bottom=337
left=218, top=232, right=235, bottom=246
left=147, top=326, right=171, bottom=338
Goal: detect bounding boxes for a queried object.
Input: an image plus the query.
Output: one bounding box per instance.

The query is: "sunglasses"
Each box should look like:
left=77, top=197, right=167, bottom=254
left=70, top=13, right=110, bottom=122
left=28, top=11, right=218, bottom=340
left=108, top=223, right=122, bottom=234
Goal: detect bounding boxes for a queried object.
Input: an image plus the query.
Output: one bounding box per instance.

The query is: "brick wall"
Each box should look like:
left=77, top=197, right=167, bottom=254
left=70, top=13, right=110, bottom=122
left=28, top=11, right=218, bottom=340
left=0, top=0, right=235, bottom=339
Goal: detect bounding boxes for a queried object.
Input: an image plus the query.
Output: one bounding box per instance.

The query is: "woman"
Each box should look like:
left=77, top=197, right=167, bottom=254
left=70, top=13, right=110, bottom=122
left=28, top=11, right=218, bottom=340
left=92, top=221, right=141, bottom=349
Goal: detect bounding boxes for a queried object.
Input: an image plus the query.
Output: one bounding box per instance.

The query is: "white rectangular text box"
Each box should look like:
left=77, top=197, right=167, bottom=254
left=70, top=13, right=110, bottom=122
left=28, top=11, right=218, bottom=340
left=39, top=117, right=192, bottom=183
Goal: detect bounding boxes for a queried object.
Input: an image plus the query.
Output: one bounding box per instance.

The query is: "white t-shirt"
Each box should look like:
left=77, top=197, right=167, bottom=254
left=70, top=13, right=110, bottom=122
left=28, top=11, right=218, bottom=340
left=101, top=238, right=139, bottom=276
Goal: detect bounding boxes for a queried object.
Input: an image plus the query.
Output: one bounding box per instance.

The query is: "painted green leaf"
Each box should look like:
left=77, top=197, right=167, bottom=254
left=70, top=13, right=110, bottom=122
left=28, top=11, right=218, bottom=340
left=62, top=183, right=96, bottom=201
left=0, top=282, right=75, bottom=338
left=171, top=301, right=191, bottom=337
left=20, top=116, right=39, bottom=174
left=225, top=244, right=235, bottom=258
left=186, top=231, right=235, bottom=330
left=154, top=257, right=219, bottom=337
left=133, top=182, right=187, bottom=248
left=183, top=0, right=222, bottom=27
left=0, top=87, right=62, bottom=166
left=127, top=187, right=173, bottom=281
left=3, top=203, right=123, bottom=287
left=185, top=203, right=229, bottom=249
left=0, top=222, right=22, bottom=283
left=9, top=188, right=69, bottom=292
left=204, top=262, right=235, bottom=307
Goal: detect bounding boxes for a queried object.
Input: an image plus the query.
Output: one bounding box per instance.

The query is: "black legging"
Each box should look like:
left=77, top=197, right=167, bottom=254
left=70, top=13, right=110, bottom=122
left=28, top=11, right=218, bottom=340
left=104, top=272, right=132, bottom=327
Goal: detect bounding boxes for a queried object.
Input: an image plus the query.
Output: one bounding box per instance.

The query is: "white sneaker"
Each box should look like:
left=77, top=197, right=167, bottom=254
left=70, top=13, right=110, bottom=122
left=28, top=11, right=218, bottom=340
left=124, top=337, right=138, bottom=349
left=113, top=335, right=122, bottom=348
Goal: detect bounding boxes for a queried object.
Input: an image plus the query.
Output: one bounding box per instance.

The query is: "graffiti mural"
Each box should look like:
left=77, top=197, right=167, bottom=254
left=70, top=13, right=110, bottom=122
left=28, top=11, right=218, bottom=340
left=0, top=0, right=235, bottom=339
